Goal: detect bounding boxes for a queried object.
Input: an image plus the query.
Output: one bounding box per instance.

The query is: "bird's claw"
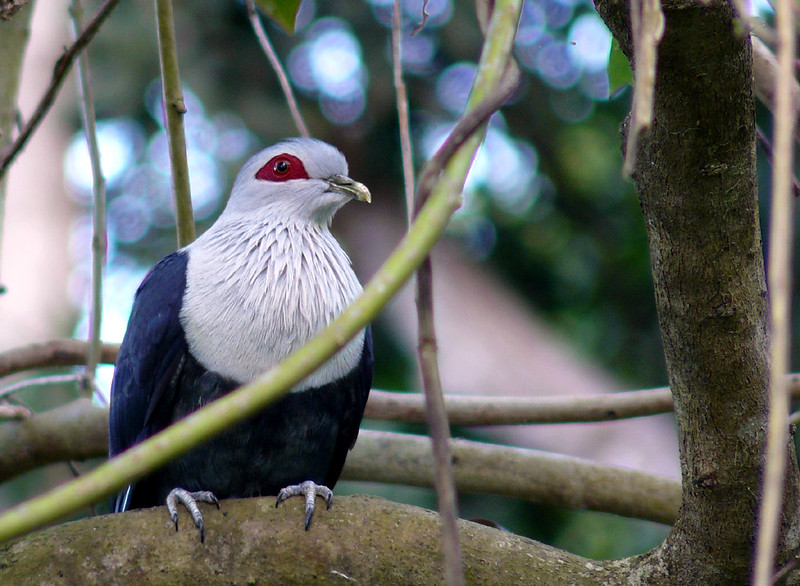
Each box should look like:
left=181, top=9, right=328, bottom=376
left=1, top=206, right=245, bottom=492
left=165, top=488, right=219, bottom=543
left=275, top=480, right=333, bottom=530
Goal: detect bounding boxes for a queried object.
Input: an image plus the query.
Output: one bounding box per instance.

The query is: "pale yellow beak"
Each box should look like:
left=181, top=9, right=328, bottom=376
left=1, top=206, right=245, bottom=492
left=327, top=174, right=371, bottom=203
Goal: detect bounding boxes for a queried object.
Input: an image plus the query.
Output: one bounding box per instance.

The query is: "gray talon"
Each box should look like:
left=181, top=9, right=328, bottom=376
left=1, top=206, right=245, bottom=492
left=275, top=480, right=333, bottom=530
left=165, top=487, right=219, bottom=543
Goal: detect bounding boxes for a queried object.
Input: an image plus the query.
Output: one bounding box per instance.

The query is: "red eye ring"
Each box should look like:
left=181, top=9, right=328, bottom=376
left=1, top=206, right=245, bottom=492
left=256, top=153, right=309, bottom=182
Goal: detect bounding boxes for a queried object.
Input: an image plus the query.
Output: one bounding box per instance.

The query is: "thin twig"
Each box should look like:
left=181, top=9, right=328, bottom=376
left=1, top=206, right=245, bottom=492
left=69, top=0, right=107, bottom=396
left=415, top=63, right=520, bottom=207
left=397, top=2, right=461, bottom=580
left=622, top=0, right=664, bottom=177
left=0, top=0, right=121, bottom=181
left=753, top=36, right=800, bottom=145
left=245, top=0, right=309, bottom=138
left=755, top=125, right=800, bottom=196
left=753, top=0, right=797, bottom=578
left=0, top=373, right=84, bottom=402
left=393, top=0, right=416, bottom=225
left=154, top=0, right=195, bottom=247
left=415, top=256, right=465, bottom=585
left=411, top=2, right=522, bottom=582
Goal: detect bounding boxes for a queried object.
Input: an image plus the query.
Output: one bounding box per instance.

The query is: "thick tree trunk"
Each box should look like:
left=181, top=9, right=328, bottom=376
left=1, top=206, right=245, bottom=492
left=594, top=0, right=800, bottom=581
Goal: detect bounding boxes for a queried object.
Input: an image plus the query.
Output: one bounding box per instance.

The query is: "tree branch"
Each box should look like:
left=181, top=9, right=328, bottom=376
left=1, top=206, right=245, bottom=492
left=0, top=496, right=632, bottom=584
left=0, top=398, right=107, bottom=481
left=69, top=0, right=108, bottom=395
left=7, top=339, right=800, bottom=426
left=0, top=400, right=680, bottom=525
left=366, top=388, right=674, bottom=424
left=392, top=0, right=415, bottom=224
left=410, top=3, right=523, bottom=580
left=0, top=339, right=119, bottom=379
left=154, top=0, right=195, bottom=247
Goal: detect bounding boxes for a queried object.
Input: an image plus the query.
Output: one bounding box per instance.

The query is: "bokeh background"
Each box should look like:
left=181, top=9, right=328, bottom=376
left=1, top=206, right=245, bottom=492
left=0, top=0, right=778, bottom=560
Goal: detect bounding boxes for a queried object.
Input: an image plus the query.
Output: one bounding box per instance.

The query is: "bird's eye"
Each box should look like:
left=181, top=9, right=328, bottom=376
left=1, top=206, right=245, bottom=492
left=255, top=153, right=310, bottom=182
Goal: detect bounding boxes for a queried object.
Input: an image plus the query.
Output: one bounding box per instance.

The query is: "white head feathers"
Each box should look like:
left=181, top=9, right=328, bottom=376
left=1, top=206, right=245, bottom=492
left=221, top=138, right=370, bottom=224
left=180, top=139, right=369, bottom=388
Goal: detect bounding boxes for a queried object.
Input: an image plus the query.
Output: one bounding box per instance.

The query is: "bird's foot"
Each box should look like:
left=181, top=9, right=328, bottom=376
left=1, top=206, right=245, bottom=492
left=275, top=480, right=333, bottom=530
left=165, top=488, right=219, bottom=543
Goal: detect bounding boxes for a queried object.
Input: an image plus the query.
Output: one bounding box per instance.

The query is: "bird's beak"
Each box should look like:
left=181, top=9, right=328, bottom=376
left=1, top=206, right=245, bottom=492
left=327, top=175, right=371, bottom=203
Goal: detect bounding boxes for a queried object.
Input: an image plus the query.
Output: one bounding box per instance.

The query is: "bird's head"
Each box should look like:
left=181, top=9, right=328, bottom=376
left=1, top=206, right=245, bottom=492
left=223, top=138, right=371, bottom=225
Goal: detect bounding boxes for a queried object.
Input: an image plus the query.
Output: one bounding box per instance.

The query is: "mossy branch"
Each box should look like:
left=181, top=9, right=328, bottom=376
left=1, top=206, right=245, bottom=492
left=0, top=496, right=626, bottom=585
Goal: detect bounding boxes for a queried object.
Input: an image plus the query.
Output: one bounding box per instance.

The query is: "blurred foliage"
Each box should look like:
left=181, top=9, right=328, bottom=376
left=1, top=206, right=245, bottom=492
left=254, top=0, right=304, bottom=32
left=76, top=0, right=667, bottom=388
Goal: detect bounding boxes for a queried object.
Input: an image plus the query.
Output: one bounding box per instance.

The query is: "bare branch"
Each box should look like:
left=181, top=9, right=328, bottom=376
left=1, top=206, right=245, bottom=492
left=1, top=496, right=620, bottom=584
left=0, top=339, right=119, bottom=379
left=754, top=0, right=798, bottom=578
left=0, top=373, right=83, bottom=402
left=154, top=0, right=195, bottom=247
left=0, top=398, right=107, bottom=482
left=0, top=399, right=680, bottom=525
left=245, top=0, right=309, bottom=138
left=366, top=388, right=674, bottom=425
left=622, top=0, right=664, bottom=177
left=393, top=0, right=416, bottom=224
left=69, top=0, right=108, bottom=394
left=753, top=36, right=800, bottom=143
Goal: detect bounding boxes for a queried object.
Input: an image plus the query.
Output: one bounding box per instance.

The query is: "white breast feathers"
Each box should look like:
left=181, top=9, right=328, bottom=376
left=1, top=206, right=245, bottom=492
left=180, top=215, right=365, bottom=390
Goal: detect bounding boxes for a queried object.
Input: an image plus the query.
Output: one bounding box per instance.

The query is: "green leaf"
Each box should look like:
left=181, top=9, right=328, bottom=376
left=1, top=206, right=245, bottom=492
left=608, top=38, right=633, bottom=95
left=253, top=0, right=303, bottom=34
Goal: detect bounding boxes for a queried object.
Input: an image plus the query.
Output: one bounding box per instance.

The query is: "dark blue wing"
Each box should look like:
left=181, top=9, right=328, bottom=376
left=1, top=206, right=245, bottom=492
left=109, top=251, right=190, bottom=509
left=324, top=325, right=373, bottom=487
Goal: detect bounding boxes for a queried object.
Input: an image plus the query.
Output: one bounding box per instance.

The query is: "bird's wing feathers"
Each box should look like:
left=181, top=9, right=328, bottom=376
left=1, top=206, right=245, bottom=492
left=109, top=250, right=190, bottom=459
left=325, top=326, right=373, bottom=486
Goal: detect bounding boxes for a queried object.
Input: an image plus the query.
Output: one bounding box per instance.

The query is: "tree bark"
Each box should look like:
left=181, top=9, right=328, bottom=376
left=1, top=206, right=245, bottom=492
left=594, top=0, right=800, bottom=581
left=0, top=495, right=639, bottom=585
